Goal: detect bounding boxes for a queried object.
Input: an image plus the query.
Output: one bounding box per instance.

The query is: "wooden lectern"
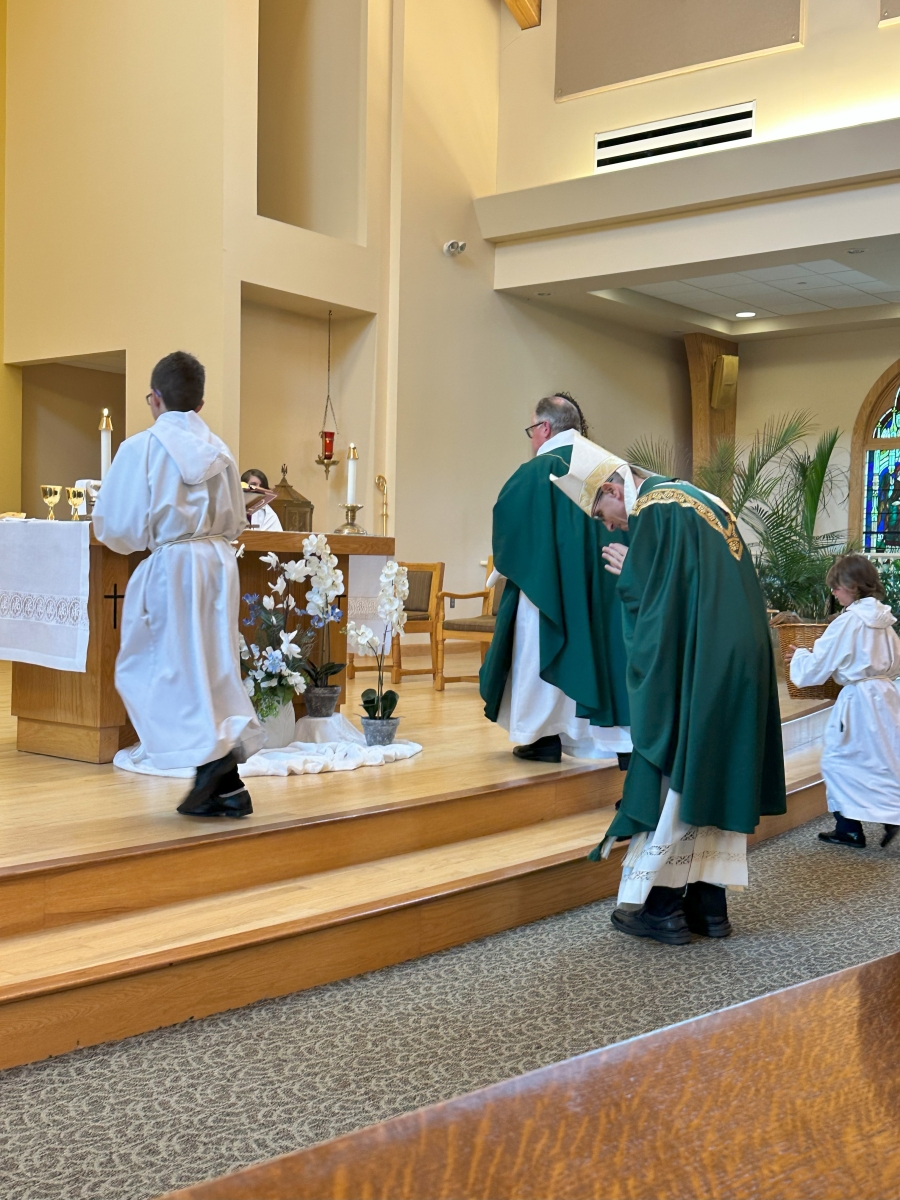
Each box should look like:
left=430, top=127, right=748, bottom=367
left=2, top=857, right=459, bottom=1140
left=11, top=531, right=394, bottom=764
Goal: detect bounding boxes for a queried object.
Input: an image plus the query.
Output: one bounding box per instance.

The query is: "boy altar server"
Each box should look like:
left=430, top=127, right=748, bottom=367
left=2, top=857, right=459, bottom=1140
left=552, top=440, right=786, bottom=943
left=93, top=351, right=264, bottom=817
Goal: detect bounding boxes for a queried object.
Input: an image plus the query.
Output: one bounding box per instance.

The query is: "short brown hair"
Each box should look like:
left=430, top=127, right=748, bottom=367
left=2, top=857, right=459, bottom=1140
left=150, top=351, right=205, bottom=412
left=826, top=554, right=885, bottom=601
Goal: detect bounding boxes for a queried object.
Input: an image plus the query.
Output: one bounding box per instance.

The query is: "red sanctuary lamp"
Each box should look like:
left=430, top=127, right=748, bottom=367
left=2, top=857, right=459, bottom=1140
left=315, top=309, right=340, bottom=480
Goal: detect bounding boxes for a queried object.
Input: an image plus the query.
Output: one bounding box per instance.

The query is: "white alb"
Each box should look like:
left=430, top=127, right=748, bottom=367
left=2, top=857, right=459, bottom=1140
left=790, top=597, right=900, bottom=823
left=93, top=409, right=264, bottom=770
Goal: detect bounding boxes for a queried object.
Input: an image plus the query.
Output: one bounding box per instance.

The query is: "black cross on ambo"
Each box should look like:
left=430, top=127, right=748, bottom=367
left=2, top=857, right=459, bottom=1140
left=104, top=583, right=124, bottom=629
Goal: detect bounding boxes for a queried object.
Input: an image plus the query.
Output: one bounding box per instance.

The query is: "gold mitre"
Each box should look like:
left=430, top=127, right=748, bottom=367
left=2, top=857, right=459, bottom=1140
left=549, top=433, right=628, bottom=516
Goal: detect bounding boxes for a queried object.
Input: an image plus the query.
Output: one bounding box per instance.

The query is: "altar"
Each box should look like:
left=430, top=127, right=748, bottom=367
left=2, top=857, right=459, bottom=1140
left=2, top=523, right=394, bottom=763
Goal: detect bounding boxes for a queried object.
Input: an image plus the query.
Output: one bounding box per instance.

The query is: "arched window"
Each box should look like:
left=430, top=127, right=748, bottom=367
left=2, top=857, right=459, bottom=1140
left=850, top=360, right=900, bottom=554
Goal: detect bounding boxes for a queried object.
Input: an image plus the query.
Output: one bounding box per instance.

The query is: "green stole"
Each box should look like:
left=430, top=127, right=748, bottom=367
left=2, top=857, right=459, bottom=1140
left=604, top=477, right=786, bottom=841
left=479, top=443, right=630, bottom=729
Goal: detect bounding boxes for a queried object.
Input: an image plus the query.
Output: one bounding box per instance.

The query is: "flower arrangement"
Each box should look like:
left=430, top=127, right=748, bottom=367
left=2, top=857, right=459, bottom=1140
left=345, top=561, right=409, bottom=720
left=240, top=535, right=345, bottom=719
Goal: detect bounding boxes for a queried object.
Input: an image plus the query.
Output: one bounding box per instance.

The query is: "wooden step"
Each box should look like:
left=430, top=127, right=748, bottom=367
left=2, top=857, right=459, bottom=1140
left=0, top=775, right=826, bottom=1071
left=0, top=810, right=626, bottom=1070
left=0, top=761, right=620, bottom=938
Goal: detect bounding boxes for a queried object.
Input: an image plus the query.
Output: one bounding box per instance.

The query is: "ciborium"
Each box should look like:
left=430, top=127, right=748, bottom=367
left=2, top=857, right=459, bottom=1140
left=66, top=486, right=86, bottom=520
left=40, top=485, right=62, bottom=520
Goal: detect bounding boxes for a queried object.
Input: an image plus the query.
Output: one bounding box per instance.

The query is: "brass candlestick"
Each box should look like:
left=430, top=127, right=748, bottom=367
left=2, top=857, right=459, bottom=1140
left=334, top=503, right=367, bottom=535
left=40, top=485, right=62, bottom=520
left=66, top=486, right=86, bottom=520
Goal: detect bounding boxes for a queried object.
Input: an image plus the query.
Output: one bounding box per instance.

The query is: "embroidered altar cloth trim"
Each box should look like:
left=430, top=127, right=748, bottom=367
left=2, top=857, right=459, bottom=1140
left=0, top=520, right=91, bottom=671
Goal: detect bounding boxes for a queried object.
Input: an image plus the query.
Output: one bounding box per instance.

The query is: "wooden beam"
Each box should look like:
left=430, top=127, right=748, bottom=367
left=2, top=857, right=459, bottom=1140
left=684, top=332, right=739, bottom=472
left=504, top=0, right=541, bottom=30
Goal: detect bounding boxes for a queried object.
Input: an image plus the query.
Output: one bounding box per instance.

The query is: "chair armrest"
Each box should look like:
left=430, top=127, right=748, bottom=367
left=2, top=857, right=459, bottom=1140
left=437, top=590, right=489, bottom=602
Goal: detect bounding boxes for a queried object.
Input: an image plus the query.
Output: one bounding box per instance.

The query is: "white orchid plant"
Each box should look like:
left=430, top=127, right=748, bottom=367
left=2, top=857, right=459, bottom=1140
left=345, top=561, right=409, bottom=720
left=239, top=535, right=345, bottom=719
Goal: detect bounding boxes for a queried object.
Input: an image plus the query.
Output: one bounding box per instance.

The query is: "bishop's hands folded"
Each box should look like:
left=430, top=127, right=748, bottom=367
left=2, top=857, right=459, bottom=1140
left=601, top=542, right=628, bottom=576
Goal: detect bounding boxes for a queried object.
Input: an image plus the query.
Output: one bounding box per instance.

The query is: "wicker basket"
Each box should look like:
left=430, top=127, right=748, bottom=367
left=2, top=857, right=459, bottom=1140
left=774, top=622, right=840, bottom=701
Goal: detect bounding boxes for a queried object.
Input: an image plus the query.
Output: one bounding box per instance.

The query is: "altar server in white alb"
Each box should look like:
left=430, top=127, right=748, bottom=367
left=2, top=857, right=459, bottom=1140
left=789, top=554, right=900, bottom=849
left=93, top=351, right=264, bottom=818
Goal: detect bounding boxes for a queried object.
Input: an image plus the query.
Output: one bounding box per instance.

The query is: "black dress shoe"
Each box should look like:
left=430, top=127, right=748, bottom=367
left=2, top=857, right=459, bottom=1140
left=513, top=734, right=562, bottom=763
left=611, top=905, right=692, bottom=945
left=218, top=787, right=253, bottom=818
left=177, top=752, right=238, bottom=815
left=818, top=828, right=866, bottom=848
left=684, top=912, right=732, bottom=938
left=882, top=825, right=899, bottom=848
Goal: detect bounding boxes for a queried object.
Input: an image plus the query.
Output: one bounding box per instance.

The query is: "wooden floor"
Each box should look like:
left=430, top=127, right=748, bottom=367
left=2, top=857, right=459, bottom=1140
left=0, top=655, right=828, bottom=1070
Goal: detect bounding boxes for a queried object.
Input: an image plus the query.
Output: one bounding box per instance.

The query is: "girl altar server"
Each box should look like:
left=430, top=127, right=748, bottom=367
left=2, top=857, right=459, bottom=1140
left=789, top=554, right=900, bottom=849
left=93, top=351, right=264, bottom=817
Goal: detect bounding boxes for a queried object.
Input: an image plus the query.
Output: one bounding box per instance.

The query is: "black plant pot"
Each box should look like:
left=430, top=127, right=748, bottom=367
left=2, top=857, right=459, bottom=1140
left=304, top=686, right=341, bottom=718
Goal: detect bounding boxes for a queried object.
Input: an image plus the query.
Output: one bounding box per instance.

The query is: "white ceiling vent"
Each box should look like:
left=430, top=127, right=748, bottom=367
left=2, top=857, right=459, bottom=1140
left=594, top=102, right=755, bottom=174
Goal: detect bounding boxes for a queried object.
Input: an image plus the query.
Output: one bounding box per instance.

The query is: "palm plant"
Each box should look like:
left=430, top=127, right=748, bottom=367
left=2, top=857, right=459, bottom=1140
left=628, top=412, right=847, bottom=620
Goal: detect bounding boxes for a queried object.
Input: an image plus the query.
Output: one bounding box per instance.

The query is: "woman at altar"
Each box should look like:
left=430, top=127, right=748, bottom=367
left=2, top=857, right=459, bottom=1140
left=241, top=469, right=283, bottom=532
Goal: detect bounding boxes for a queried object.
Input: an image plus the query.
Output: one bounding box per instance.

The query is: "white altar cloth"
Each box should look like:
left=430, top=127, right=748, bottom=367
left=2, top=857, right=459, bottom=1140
left=0, top=519, right=91, bottom=672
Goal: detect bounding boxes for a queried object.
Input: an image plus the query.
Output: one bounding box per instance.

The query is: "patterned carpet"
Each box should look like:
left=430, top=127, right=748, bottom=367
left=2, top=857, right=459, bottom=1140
left=3, top=813, right=900, bottom=1200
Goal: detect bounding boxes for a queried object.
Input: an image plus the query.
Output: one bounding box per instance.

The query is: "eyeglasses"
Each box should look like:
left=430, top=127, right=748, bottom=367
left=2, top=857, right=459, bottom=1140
left=525, top=420, right=549, bottom=439
left=145, top=392, right=154, bottom=406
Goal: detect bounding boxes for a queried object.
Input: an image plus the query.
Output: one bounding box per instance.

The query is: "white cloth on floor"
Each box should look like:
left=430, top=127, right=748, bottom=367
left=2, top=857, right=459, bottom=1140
left=497, top=591, right=631, bottom=757
left=617, top=784, right=748, bottom=906
left=0, top=519, right=91, bottom=671
left=790, top=597, right=900, bottom=823
left=249, top=504, right=282, bottom=531
left=114, top=735, right=422, bottom=778
left=93, top=409, right=264, bottom=771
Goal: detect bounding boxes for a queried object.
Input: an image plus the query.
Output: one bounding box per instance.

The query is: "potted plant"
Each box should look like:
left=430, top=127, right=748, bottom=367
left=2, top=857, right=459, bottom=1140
left=345, top=561, right=408, bottom=745
left=288, top=535, right=346, bottom=717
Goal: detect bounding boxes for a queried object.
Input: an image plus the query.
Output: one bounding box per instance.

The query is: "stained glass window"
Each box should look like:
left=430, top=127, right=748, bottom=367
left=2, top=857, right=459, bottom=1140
left=864, top=387, right=900, bottom=553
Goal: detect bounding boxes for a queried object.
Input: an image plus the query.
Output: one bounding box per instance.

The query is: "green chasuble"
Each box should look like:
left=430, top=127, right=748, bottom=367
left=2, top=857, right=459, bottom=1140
left=480, top=443, right=630, bottom=728
left=605, top=477, right=786, bottom=840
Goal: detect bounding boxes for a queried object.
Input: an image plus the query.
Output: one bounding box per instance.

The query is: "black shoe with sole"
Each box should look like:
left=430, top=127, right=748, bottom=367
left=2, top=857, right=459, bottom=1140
left=177, top=752, right=239, bottom=816
left=610, top=905, right=691, bottom=945
left=818, top=828, right=866, bottom=848
left=512, top=734, right=562, bottom=763
left=882, top=824, right=899, bottom=848
left=218, top=785, right=253, bottom=818
left=683, top=880, right=732, bottom=938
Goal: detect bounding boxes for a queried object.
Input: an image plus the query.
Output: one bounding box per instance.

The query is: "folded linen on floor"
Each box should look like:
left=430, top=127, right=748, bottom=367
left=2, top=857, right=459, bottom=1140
left=113, top=736, right=423, bottom=778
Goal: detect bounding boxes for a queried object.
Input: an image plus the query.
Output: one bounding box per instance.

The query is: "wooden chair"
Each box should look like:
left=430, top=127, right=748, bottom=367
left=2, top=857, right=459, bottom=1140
left=434, top=558, right=505, bottom=691
left=390, top=562, right=445, bottom=684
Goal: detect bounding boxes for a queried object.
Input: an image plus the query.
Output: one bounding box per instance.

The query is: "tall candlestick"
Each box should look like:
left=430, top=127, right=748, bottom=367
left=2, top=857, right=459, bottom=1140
left=346, top=443, right=359, bottom=506
left=99, top=408, right=113, bottom=480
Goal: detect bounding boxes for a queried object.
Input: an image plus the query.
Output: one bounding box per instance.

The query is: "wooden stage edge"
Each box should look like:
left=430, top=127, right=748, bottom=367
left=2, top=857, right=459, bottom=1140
left=165, top=950, right=900, bottom=1200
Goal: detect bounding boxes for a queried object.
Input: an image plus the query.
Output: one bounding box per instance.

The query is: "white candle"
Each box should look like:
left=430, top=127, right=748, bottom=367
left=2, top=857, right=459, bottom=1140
left=99, top=409, right=113, bottom=480
left=346, top=443, right=358, bottom=506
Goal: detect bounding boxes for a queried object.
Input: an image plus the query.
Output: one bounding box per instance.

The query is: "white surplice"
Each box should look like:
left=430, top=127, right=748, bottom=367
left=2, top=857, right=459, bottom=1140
left=790, top=597, right=900, bottom=823
left=497, top=429, right=631, bottom=759
left=93, top=410, right=265, bottom=771
left=250, top=504, right=282, bottom=531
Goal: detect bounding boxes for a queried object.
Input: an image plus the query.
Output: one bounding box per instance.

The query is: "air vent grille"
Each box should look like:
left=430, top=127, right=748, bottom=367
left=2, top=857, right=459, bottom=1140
left=594, top=103, right=755, bottom=174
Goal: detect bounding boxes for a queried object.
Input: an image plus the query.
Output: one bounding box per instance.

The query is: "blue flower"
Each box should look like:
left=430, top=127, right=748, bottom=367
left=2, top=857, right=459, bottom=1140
left=242, top=593, right=260, bottom=605
left=329, top=606, right=343, bottom=622
left=310, top=615, right=325, bottom=629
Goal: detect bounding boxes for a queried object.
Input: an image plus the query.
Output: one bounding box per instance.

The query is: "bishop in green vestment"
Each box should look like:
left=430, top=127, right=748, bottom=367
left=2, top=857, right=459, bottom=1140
left=553, top=443, right=786, bottom=944
left=480, top=396, right=631, bottom=762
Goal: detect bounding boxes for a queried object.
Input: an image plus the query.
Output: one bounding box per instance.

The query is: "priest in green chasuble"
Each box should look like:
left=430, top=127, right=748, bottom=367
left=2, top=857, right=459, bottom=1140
left=480, top=394, right=631, bottom=764
left=552, top=444, right=786, bottom=944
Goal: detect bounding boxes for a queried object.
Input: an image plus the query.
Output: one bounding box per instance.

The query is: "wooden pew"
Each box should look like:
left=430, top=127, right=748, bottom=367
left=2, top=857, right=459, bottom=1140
left=163, top=950, right=900, bottom=1199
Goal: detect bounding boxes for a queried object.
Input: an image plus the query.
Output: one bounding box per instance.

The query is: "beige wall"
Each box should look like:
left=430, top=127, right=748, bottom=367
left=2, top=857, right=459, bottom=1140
left=737, top=328, right=900, bottom=535
left=0, top=0, right=23, bottom=513
left=257, top=0, right=367, bottom=242
left=394, top=0, right=691, bottom=595
left=239, top=302, right=377, bottom=532
left=21, top=364, right=126, bottom=519
left=498, top=0, right=900, bottom=192
left=5, top=0, right=228, bottom=441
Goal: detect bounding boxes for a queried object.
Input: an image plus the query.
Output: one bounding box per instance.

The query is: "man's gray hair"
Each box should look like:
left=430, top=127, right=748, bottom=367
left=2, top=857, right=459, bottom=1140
left=535, top=391, right=586, bottom=437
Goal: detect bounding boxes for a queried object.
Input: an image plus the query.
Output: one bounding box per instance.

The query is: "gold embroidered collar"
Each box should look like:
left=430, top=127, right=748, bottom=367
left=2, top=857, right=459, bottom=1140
left=631, top=486, right=743, bottom=560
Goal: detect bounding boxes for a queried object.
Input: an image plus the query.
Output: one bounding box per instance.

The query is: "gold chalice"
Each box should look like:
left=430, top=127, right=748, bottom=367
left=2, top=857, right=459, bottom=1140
left=40, top=485, right=62, bottom=520
left=66, top=486, right=85, bottom=520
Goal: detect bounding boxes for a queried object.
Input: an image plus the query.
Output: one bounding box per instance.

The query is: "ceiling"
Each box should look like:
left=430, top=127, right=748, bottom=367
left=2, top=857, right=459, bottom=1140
left=629, top=259, right=900, bottom=320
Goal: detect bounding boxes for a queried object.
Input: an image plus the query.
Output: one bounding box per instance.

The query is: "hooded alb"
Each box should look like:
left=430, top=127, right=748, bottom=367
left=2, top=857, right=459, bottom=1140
left=791, top=596, right=900, bottom=822
left=93, top=410, right=264, bottom=771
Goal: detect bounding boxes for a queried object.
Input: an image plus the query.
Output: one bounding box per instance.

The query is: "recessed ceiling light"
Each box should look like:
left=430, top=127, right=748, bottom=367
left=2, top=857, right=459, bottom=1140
left=847, top=248, right=865, bottom=254
left=735, top=311, right=756, bottom=318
